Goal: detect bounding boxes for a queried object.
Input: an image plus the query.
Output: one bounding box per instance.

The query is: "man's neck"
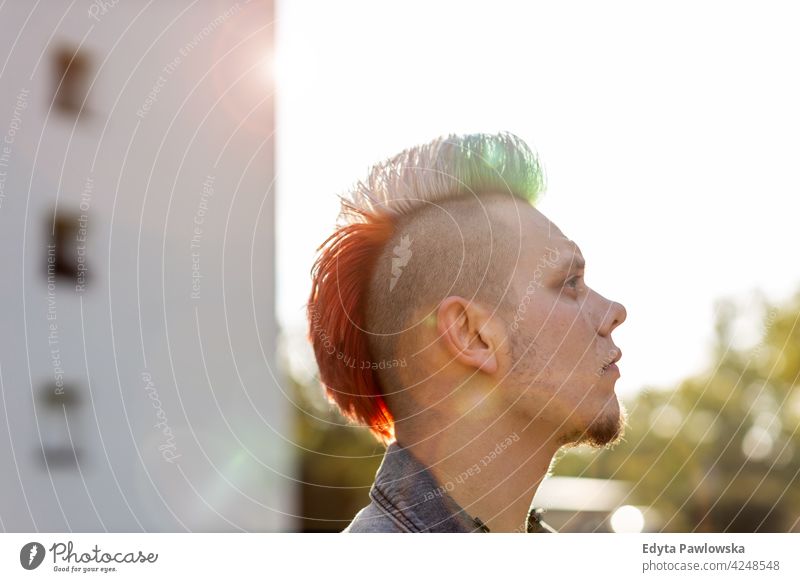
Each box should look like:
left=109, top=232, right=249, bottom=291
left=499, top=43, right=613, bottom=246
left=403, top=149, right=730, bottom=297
left=397, top=417, right=562, bottom=533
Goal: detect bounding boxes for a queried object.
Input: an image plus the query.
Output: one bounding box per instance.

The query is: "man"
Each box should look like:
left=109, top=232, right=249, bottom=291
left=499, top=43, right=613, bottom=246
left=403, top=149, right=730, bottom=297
left=307, top=132, right=627, bottom=533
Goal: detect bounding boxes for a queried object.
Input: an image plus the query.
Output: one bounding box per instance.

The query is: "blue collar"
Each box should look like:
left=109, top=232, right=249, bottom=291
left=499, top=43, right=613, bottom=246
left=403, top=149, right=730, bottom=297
left=369, top=441, right=557, bottom=533
left=369, top=441, right=486, bottom=532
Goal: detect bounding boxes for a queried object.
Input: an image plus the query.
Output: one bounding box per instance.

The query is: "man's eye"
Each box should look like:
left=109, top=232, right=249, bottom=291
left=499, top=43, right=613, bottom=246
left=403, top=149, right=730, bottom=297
left=565, top=276, right=581, bottom=290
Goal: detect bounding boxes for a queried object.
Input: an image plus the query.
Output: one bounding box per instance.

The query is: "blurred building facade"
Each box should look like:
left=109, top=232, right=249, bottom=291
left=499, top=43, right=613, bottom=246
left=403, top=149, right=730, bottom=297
left=0, top=0, right=293, bottom=531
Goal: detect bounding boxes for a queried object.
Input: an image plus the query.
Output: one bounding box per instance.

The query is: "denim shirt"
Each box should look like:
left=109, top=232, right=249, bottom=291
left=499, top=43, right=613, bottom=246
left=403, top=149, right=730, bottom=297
left=343, top=441, right=555, bottom=533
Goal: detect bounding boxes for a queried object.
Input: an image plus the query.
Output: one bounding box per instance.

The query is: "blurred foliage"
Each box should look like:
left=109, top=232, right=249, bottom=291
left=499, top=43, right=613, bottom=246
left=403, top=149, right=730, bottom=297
left=555, top=289, right=800, bottom=532
left=289, top=373, right=383, bottom=532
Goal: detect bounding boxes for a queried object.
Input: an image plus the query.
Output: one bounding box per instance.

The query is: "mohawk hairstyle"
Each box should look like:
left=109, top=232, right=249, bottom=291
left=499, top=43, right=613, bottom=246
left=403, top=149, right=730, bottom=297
left=307, top=132, right=546, bottom=443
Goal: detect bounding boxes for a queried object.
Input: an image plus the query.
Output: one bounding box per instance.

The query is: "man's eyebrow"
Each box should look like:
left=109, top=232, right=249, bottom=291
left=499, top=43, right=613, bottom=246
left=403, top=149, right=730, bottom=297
left=555, top=251, right=585, bottom=271
left=557, top=241, right=586, bottom=271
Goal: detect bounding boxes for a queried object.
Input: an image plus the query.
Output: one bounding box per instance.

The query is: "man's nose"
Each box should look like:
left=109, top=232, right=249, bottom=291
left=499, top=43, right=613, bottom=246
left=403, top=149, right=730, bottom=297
left=598, top=298, right=627, bottom=337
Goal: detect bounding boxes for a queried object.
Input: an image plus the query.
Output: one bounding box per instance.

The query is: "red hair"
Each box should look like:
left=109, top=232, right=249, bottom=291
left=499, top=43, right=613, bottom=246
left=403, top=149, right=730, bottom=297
left=307, top=209, right=396, bottom=443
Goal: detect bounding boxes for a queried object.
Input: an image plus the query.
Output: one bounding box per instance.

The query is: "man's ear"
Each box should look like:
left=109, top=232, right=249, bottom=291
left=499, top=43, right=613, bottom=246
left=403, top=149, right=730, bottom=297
left=436, top=296, right=502, bottom=375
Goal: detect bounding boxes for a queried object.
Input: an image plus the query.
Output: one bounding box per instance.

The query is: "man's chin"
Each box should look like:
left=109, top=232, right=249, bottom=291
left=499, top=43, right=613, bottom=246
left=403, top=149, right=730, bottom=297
left=560, top=398, right=627, bottom=449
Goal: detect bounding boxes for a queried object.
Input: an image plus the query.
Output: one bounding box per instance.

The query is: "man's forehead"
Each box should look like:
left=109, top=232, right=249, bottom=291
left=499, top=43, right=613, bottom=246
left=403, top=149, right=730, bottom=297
left=547, top=233, right=583, bottom=258
left=523, top=209, right=578, bottom=249
left=521, top=211, right=584, bottom=270
left=537, top=235, right=584, bottom=269
left=489, top=196, right=584, bottom=266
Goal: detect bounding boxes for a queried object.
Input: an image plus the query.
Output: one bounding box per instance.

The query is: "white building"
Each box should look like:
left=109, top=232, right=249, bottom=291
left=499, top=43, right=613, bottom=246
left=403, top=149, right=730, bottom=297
left=0, top=0, right=294, bottom=531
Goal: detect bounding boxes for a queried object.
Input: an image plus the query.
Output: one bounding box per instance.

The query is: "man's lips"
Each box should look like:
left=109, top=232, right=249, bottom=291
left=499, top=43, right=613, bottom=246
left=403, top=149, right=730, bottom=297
left=601, top=349, right=622, bottom=375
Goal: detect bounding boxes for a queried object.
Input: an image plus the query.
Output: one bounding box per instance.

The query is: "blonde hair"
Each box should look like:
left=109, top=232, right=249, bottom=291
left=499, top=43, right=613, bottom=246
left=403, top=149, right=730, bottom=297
left=339, top=131, right=546, bottom=223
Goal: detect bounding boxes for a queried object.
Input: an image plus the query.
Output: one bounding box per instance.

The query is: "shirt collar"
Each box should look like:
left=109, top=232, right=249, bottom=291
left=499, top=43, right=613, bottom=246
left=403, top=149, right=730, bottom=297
left=370, top=441, right=557, bottom=533
left=369, top=441, right=484, bottom=533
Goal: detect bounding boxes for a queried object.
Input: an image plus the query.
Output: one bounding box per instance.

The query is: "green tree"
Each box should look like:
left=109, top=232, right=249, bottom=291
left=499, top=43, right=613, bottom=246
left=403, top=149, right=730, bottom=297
left=555, top=289, right=800, bottom=532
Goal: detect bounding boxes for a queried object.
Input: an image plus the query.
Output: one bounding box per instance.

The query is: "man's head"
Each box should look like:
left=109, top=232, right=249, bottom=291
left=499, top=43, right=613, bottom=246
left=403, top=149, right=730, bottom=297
left=307, top=132, right=626, bottom=448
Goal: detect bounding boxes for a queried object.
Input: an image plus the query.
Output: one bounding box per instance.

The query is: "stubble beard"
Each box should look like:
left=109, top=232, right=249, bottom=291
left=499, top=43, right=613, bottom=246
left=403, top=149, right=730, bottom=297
left=561, top=397, right=627, bottom=449
left=510, top=330, right=628, bottom=449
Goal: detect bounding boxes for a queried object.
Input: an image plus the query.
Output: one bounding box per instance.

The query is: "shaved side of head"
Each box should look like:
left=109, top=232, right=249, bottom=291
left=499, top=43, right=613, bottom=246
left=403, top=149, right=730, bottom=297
left=363, top=193, right=526, bottom=403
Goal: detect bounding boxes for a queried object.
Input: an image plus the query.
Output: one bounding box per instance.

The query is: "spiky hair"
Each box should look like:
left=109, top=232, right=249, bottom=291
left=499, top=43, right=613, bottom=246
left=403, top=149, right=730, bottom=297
left=338, top=132, right=545, bottom=223
left=307, top=132, right=546, bottom=443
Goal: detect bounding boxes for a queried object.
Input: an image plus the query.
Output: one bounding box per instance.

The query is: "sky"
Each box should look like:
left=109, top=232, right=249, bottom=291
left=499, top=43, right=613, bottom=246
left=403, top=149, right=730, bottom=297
left=274, top=0, right=800, bottom=397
